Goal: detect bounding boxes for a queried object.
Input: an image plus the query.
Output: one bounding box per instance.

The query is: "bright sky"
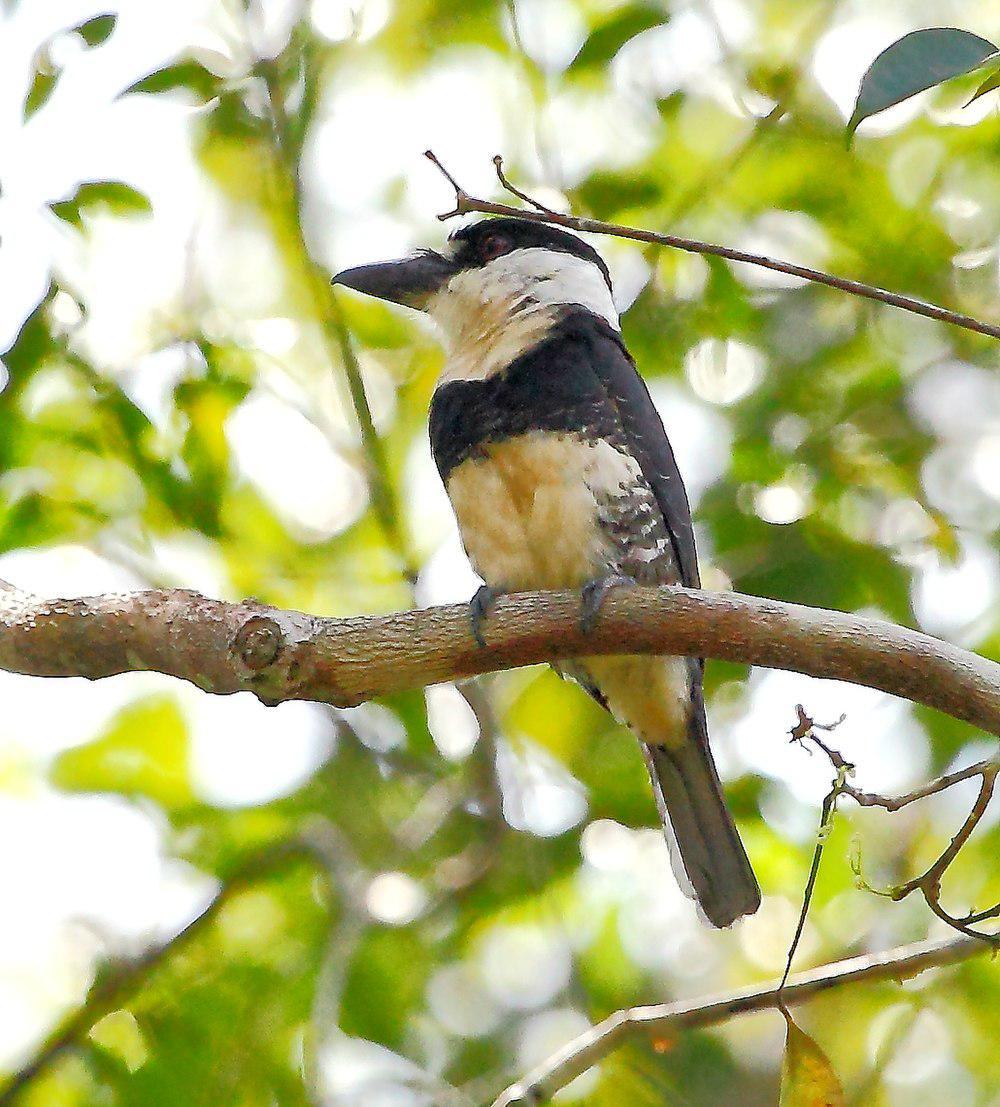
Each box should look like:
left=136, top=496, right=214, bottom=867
left=0, top=0, right=997, bottom=1086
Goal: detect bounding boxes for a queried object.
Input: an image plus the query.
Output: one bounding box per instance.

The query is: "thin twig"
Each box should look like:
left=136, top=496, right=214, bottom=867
left=887, top=763, right=999, bottom=941
left=325, top=289, right=416, bottom=582
left=792, top=708, right=1000, bottom=944
left=424, top=149, right=469, bottom=219
left=488, top=930, right=994, bottom=1106
left=423, top=152, right=1000, bottom=342
left=779, top=779, right=843, bottom=994
left=492, top=155, right=558, bottom=214
left=778, top=707, right=850, bottom=993
left=841, top=759, right=996, bottom=813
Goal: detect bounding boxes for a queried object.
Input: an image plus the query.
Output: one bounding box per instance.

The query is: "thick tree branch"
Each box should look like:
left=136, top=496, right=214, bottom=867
left=488, top=930, right=994, bottom=1106
left=423, top=151, right=1000, bottom=342
left=1, top=583, right=998, bottom=734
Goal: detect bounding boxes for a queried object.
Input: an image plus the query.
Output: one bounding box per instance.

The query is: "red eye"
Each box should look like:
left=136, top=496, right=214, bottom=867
left=480, top=234, right=509, bottom=261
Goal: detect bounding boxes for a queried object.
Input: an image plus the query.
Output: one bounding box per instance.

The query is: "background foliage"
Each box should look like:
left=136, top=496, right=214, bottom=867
left=0, top=0, right=998, bottom=1104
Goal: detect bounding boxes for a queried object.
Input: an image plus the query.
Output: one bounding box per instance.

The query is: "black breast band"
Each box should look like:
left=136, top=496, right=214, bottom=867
left=429, top=312, right=627, bottom=482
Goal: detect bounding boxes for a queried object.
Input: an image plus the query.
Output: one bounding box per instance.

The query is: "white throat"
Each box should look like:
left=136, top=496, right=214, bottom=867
left=429, top=247, right=619, bottom=385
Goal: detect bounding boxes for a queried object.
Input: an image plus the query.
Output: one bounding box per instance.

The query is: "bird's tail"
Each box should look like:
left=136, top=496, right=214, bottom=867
left=642, top=726, right=760, bottom=928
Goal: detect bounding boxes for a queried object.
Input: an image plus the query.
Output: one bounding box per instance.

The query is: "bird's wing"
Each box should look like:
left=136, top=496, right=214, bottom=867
left=582, top=316, right=700, bottom=589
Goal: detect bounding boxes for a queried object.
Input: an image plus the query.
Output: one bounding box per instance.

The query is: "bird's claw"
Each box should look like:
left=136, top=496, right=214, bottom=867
left=580, top=573, right=635, bottom=634
left=469, top=583, right=501, bottom=648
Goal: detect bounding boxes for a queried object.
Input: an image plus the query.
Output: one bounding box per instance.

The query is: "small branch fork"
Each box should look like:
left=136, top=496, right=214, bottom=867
left=423, top=151, right=1000, bottom=342
left=487, top=931, right=994, bottom=1106
left=789, top=705, right=1000, bottom=944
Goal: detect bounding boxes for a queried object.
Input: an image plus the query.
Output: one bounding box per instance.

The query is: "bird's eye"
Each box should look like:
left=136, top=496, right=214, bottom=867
left=480, top=234, right=510, bottom=261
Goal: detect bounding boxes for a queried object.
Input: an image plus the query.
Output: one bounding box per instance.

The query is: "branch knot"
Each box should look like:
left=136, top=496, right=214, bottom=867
left=234, top=615, right=284, bottom=671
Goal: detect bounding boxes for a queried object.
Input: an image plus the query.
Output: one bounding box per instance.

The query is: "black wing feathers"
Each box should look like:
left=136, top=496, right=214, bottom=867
left=571, top=314, right=701, bottom=589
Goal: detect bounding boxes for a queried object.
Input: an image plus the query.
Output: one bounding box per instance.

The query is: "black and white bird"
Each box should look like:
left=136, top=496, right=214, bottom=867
left=334, top=217, right=760, bottom=927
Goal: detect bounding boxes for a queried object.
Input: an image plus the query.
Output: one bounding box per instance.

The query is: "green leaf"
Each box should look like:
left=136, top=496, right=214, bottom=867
left=89, top=1010, right=148, bottom=1072
left=567, top=4, right=666, bottom=73
left=23, top=59, right=59, bottom=119
left=75, top=13, right=117, bottom=46
left=120, top=60, right=221, bottom=101
left=51, top=695, right=194, bottom=809
left=341, top=928, right=431, bottom=1049
left=23, top=15, right=119, bottom=119
left=848, top=28, right=998, bottom=135
left=49, top=180, right=152, bottom=226
left=780, top=1012, right=846, bottom=1107
left=966, top=58, right=1000, bottom=104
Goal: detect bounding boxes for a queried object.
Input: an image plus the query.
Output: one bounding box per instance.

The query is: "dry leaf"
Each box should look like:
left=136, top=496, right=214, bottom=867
left=779, top=1011, right=846, bottom=1107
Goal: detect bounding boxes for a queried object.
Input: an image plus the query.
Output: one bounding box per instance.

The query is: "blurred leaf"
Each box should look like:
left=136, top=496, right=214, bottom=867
left=576, top=169, right=663, bottom=217
left=174, top=369, right=248, bottom=531
left=90, top=1010, right=148, bottom=1072
left=121, top=59, right=221, bottom=100
left=568, top=4, right=666, bottom=72
left=341, top=928, right=431, bottom=1048
left=51, top=695, right=194, bottom=809
left=204, top=87, right=269, bottom=141
left=48, top=180, right=152, bottom=226
left=966, top=58, right=1000, bottom=104
left=75, top=13, right=117, bottom=46
left=23, top=14, right=119, bottom=119
left=23, top=53, right=59, bottom=119
left=848, top=28, right=997, bottom=135
left=780, top=1012, right=845, bottom=1106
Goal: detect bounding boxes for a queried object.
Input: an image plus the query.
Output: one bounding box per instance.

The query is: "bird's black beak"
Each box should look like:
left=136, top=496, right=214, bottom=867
left=332, top=251, right=456, bottom=310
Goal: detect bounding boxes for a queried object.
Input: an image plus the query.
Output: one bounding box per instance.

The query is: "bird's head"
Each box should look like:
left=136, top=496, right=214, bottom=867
left=333, top=217, right=616, bottom=331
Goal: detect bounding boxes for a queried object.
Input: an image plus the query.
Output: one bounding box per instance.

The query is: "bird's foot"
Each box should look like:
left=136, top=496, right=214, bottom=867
left=580, top=573, right=635, bottom=634
left=469, top=583, right=504, bottom=648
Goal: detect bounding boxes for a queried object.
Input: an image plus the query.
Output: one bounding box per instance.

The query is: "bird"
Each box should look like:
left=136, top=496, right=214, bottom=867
left=333, top=216, right=760, bottom=927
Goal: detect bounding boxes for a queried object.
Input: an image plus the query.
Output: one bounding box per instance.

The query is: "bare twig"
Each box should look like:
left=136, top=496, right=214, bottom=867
left=883, top=762, right=999, bottom=941
left=424, top=149, right=469, bottom=220
left=488, top=930, right=994, bottom=1106
left=840, top=758, right=996, bottom=813
left=0, top=840, right=330, bottom=1105
left=788, top=703, right=850, bottom=768
left=423, top=152, right=1000, bottom=342
left=791, top=708, right=1000, bottom=944
left=492, top=155, right=559, bottom=214
left=779, top=708, right=851, bottom=991
left=779, top=778, right=844, bottom=993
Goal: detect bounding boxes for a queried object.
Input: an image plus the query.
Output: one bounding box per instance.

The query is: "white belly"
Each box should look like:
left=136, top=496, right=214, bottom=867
left=446, top=430, right=692, bottom=746
left=445, top=431, right=639, bottom=591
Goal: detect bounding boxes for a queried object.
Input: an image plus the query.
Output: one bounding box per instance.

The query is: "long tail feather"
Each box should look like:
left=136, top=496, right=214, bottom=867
left=643, top=732, right=760, bottom=928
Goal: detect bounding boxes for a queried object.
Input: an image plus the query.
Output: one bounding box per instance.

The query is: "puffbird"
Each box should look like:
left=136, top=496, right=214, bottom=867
left=334, top=217, right=760, bottom=927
